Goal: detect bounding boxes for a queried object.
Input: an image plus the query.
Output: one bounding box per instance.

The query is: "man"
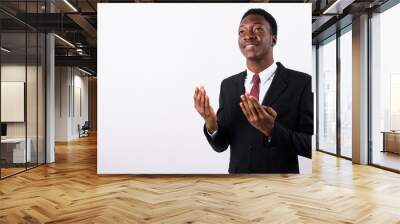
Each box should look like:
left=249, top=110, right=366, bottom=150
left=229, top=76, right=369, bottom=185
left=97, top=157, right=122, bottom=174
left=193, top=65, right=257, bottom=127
left=194, top=8, right=313, bottom=173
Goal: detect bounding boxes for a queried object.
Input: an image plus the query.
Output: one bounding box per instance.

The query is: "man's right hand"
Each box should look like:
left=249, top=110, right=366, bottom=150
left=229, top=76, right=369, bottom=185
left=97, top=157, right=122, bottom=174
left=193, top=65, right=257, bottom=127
left=194, top=86, right=217, bottom=133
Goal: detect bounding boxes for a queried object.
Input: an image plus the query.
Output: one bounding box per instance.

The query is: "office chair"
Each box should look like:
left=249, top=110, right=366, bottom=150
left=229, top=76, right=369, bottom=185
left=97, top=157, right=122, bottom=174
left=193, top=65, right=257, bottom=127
left=79, top=121, right=90, bottom=138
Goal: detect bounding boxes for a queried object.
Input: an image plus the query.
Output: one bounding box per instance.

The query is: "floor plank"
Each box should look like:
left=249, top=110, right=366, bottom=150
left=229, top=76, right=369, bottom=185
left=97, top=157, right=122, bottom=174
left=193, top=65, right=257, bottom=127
left=1, top=134, right=400, bottom=223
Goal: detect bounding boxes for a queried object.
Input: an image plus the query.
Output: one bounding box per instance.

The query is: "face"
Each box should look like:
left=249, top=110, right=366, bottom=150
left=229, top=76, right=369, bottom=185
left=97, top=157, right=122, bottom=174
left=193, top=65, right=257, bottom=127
left=238, top=14, right=276, bottom=61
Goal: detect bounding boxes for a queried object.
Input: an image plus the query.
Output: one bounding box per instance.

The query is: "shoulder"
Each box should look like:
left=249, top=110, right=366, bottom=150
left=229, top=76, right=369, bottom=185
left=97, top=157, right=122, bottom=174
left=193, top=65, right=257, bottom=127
left=220, top=71, right=246, bottom=87
left=278, top=63, right=311, bottom=87
left=284, top=67, right=311, bottom=82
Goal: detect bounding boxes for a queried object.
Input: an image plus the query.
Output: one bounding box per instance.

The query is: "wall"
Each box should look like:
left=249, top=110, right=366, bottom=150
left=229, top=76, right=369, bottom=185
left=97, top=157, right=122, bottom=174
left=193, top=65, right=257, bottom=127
left=55, top=67, right=70, bottom=141
left=72, top=71, right=89, bottom=138
left=312, top=45, right=317, bottom=151
left=88, top=77, right=97, bottom=132
left=55, top=67, right=89, bottom=141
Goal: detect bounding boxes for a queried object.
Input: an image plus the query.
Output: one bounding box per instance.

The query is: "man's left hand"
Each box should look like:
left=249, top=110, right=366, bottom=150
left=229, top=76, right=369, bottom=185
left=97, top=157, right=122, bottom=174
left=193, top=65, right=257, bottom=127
left=239, top=93, right=277, bottom=137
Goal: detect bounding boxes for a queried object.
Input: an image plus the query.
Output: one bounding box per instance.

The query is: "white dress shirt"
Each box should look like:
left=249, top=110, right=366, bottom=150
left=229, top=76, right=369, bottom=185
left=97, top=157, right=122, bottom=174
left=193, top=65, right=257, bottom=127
left=207, top=62, right=278, bottom=137
left=245, top=62, right=277, bottom=103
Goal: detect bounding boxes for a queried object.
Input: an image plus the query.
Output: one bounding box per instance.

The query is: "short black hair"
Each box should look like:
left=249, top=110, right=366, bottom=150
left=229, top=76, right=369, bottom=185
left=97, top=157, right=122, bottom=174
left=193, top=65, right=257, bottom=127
left=241, top=8, right=277, bottom=36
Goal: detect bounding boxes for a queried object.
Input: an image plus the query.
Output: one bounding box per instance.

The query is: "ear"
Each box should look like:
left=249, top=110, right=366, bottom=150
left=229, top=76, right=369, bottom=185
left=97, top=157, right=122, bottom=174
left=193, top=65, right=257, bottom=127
left=271, top=35, right=277, bottom=47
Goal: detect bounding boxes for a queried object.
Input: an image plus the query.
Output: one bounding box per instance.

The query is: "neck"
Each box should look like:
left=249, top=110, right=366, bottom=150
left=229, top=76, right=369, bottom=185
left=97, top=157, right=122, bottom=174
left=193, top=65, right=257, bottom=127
left=246, top=55, right=274, bottom=74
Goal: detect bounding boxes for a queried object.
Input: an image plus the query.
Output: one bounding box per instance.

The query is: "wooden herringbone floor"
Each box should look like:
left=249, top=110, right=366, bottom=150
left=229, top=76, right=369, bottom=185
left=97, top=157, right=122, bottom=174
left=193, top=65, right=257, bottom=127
left=1, top=134, right=400, bottom=224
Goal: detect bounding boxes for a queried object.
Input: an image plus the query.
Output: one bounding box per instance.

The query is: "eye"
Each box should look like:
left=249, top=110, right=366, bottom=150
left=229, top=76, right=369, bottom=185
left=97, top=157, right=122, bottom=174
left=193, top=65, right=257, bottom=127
left=239, top=30, right=245, bottom=35
left=254, top=27, right=264, bottom=33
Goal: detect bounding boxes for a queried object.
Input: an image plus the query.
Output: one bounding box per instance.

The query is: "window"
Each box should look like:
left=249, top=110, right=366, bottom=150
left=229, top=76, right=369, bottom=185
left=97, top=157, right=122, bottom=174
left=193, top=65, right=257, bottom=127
left=339, top=28, right=352, bottom=158
left=370, top=3, right=400, bottom=171
left=318, top=36, right=337, bottom=154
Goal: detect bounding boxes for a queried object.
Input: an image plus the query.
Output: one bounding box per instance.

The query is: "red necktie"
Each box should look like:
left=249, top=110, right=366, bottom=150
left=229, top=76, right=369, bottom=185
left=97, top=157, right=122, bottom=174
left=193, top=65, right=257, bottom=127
left=250, top=73, right=260, bottom=101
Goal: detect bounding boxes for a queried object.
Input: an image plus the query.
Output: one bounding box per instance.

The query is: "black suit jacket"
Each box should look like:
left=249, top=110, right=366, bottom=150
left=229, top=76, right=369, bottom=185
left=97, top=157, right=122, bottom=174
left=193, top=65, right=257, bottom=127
left=204, top=62, right=313, bottom=174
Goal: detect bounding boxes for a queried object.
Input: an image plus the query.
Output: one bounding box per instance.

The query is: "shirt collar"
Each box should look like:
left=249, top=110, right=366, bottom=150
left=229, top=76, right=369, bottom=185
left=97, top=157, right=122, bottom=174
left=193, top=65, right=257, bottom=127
left=246, top=62, right=277, bottom=84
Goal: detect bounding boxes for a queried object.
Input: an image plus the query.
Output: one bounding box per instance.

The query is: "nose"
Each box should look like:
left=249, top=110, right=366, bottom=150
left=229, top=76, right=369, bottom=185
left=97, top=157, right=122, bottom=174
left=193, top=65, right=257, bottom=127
left=243, top=30, right=256, bottom=41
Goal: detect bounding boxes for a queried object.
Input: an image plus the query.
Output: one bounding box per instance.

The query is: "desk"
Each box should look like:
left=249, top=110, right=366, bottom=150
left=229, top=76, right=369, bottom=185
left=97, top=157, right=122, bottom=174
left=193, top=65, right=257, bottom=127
left=382, top=131, right=400, bottom=154
left=1, top=138, right=32, bottom=163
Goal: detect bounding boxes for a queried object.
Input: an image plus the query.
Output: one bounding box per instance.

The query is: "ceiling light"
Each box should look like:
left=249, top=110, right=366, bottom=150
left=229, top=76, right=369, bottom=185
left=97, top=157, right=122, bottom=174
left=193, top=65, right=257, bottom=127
left=1, top=47, right=11, bottom=53
left=54, top=34, right=75, bottom=48
left=322, top=0, right=354, bottom=15
left=78, top=67, right=93, bottom=76
left=63, top=0, right=78, bottom=12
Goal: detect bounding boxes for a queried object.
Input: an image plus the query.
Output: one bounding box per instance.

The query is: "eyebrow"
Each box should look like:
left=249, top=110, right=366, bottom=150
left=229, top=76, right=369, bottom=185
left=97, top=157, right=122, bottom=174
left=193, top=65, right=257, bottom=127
left=239, top=22, right=264, bottom=27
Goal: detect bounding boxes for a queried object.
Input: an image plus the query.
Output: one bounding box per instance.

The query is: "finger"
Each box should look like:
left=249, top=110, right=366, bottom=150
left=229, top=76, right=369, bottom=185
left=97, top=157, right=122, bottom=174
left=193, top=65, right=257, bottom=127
left=194, top=86, right=199, bottom=100
left=194, top=86, right=200, bottom=105
left=204, top=89, right=211, bottom=116
left=199, top=89, right=205, bottom=114
left=262, top=106, right=274, bottom=120
left=205, top=95, right=210, bottom=115
left=241, top=94, right=254, bottom=121
left=266, top=106, right=277, bottom=119
left=245, top=93, right=258, bottom=120
left=250, top=96, right=266, bottom=119
left=195, top=87, right=202, bottom=109
left=240, top=102, right=251, bottom=120
left=202, top=88, right=208, bottom=113
left=246, top=95, right=258, bottom=122
left=195, top=86, right=201, bottom=101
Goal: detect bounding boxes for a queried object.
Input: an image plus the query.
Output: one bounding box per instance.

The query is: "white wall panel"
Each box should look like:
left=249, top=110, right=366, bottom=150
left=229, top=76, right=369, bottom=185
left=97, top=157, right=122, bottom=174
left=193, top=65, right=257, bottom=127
left=98, top=3, right=312, bottom=174
left=1, top=82, right=24, bottom=122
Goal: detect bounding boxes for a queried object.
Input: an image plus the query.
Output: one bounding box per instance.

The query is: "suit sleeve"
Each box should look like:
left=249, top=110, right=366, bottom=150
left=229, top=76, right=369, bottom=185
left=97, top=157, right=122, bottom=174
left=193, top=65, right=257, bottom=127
left=268, top=78, right=313, bottom=158
left=203, top=80, right=230, bottom=153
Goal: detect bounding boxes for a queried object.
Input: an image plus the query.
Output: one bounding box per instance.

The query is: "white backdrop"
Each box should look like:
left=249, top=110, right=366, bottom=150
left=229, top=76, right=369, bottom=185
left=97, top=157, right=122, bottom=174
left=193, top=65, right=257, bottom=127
left=98, top=3, right=312, bottom=174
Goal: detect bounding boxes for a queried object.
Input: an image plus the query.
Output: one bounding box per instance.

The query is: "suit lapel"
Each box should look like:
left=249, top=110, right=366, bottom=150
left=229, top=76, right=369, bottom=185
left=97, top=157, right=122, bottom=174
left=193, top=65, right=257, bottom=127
left=261, top=62, right=288, bottom=106
left=236, top=71, right=246, bottom=97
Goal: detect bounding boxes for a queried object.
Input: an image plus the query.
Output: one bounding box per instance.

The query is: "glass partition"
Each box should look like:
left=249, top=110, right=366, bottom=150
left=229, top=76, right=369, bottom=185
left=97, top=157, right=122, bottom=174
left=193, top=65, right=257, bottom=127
left=0, top=1, right=46, bottom=179
left=370, top=3, right=400, bottom=171
left=0, top=31, right=28, bottom=177
left=318, top=36, right=337, bottom=155
left=339, top=28, right=352, bottom=158
left=38, top=32, right=45, bottom=165
left=27, top=31, right=38, bottom=169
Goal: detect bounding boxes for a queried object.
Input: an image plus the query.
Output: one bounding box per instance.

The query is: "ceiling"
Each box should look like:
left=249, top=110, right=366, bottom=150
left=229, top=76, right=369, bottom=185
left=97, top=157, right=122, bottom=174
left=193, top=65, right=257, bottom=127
left=0, top=0, right=393, bottom=75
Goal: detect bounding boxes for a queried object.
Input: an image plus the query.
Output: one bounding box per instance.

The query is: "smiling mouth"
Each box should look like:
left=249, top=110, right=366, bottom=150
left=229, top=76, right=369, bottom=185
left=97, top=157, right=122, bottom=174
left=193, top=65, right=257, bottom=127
left=245, top=44, right=257, bottom=49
